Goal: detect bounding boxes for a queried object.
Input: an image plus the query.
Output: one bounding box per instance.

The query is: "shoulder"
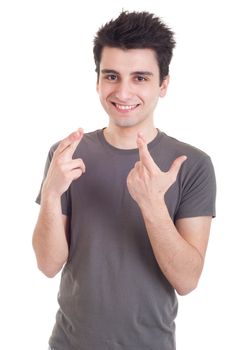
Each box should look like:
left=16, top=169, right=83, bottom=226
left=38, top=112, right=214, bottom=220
left=157, top=130, right=214, bottom=170
left=159, top=131, right=208, bottom=159
left=158, top=132, right=217, bottom=219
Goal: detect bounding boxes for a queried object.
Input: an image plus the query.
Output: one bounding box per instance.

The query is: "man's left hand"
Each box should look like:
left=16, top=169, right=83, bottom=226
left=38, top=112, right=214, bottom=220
left=126, top=132, right=187, bottom=208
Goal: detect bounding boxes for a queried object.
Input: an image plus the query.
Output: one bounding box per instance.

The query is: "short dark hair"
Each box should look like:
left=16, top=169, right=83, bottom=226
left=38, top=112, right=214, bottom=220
left=93, top=11, right=176, bottom=84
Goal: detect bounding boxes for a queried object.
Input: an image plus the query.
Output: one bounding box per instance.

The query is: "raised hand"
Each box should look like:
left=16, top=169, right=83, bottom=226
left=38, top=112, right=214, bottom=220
left=127, top=132, right=187, bottom=207
left=42, top=128, right=85, bottom=198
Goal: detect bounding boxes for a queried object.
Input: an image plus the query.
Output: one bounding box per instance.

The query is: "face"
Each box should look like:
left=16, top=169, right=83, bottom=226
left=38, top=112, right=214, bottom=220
left=97, top=47, right=169, bottom=129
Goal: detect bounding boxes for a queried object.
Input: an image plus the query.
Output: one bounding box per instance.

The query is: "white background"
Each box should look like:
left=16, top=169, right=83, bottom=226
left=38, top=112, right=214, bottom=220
left=0, top=1, right=231, bottom=349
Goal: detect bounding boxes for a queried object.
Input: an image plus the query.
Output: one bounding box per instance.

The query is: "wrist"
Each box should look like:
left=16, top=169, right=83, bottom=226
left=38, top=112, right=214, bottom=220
left=41, top=187, right=61, bottom=205
left=140, top=195, right=167, bottom=221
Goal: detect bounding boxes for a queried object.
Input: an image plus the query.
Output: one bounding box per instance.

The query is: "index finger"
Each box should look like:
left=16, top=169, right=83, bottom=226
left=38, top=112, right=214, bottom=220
left=56, top=128, right=84, bottom=156
left=137, top=133, right=158, bottom=172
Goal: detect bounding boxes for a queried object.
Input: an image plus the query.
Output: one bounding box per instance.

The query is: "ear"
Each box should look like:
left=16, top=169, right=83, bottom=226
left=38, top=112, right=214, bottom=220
left=159, top=75, right=170, bottom=98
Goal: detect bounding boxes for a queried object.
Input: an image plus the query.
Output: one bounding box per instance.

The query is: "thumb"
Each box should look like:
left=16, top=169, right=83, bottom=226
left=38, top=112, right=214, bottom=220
left=169, top=155, right=187, bottom=180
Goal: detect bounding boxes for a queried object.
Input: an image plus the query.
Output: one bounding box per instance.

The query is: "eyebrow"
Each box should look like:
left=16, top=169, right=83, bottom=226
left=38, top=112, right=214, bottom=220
left=101, top=69, right=154, bottom=76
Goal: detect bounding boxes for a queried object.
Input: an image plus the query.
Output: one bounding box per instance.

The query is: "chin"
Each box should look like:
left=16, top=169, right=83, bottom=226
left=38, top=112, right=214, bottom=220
left=111, top=118, right=141, bottom=128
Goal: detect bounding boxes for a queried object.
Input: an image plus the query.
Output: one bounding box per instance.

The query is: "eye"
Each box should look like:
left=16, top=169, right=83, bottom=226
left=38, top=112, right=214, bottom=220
left=105, top=74, right=118, bottom=81
left=135, top=75, right=147, bottom=82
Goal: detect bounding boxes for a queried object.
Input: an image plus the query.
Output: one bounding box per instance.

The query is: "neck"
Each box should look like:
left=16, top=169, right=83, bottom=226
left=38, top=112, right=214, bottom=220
left=103, top=123, right=157, bottom=149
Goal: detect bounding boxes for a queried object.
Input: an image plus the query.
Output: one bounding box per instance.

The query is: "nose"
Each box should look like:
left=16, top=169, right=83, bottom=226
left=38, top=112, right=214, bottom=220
left=114, top=80, right=133, bottom=101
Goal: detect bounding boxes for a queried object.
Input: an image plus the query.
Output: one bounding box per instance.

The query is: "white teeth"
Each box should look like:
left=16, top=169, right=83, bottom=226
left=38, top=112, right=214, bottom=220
left=115, top=104, right=137, bottom=110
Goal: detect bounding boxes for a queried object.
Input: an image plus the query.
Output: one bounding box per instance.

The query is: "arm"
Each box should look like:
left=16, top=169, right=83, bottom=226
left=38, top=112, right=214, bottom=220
left=127, top=132, right=212, bottom=295
left=141, top=200, right=211, bottom=295
left=32, top=129, right=85, bottom=278
left=32, top=197, right=69, bottom=278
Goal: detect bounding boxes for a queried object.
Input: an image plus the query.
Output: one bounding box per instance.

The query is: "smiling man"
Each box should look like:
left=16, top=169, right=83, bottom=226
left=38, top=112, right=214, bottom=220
left=32, top=11, right=216, bottom=350
left=98, top=48, right=166, bottom=129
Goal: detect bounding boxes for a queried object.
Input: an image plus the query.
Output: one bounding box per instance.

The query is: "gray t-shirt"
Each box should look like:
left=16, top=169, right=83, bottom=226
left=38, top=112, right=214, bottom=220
left=37, top=129, right=216, bottom=350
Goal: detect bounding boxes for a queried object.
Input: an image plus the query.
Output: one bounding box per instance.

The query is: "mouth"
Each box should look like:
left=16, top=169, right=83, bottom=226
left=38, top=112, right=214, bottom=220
left=111, top=102, right=140, bottom=113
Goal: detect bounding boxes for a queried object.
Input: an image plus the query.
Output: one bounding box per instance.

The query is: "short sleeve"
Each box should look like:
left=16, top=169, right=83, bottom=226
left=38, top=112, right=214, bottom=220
left=175, top=156, right=216, bottom=220
left=35, top=144, right=71, bottom=216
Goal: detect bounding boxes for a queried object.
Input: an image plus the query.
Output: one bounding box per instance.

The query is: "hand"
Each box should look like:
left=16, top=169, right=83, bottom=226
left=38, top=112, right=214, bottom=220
left=42, top=128, right=85, bottom=198
left=127, top=132, right=187, bottom=208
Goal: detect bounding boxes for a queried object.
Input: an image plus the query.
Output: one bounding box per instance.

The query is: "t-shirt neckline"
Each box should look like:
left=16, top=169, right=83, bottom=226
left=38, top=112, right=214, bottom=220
left=97, top=128, right=163, bottom=155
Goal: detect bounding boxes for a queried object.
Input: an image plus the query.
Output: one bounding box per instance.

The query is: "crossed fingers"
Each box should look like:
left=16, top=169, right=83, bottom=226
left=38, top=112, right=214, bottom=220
left=55, top=128, right=84, bottom=160
left=137, top=132, right=159, bottom=173
left=136, top=132, right=187, bottom=180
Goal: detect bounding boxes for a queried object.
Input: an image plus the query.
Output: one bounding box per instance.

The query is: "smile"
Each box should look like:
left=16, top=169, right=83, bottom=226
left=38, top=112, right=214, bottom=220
left=111, top=102, right=139, bottom=111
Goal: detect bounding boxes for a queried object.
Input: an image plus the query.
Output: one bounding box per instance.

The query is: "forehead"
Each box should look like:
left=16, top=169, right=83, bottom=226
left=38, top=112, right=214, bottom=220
left=100, top=47, right=159, bottom=73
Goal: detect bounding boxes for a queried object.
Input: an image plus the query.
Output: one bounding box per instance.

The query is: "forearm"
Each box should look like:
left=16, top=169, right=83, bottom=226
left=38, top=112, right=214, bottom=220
left=32, top=194, right=69, bottom=277
left=141, top=199, right=203, bottom=295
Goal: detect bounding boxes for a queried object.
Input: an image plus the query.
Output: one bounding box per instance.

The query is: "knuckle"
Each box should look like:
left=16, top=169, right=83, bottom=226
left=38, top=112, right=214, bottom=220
left=63, top=172, right=70, bottom=182
left=74, top=159, right=85, bottom=171
left=126, top=175, right=132, bottom=186
left=75, top=169, right=83, bottom=178
left=76, top=157, right=84, bottom=165
left=55, top=158, right=64, bottom=168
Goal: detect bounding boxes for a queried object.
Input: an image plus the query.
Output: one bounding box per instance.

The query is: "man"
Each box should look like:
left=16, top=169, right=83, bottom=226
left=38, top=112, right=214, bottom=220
left=33, top=11, right=216, bottom=350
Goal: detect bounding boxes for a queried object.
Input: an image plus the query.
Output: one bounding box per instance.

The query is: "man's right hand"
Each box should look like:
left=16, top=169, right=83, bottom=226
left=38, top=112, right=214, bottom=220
left=42, top=128, right=85, bottom=198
